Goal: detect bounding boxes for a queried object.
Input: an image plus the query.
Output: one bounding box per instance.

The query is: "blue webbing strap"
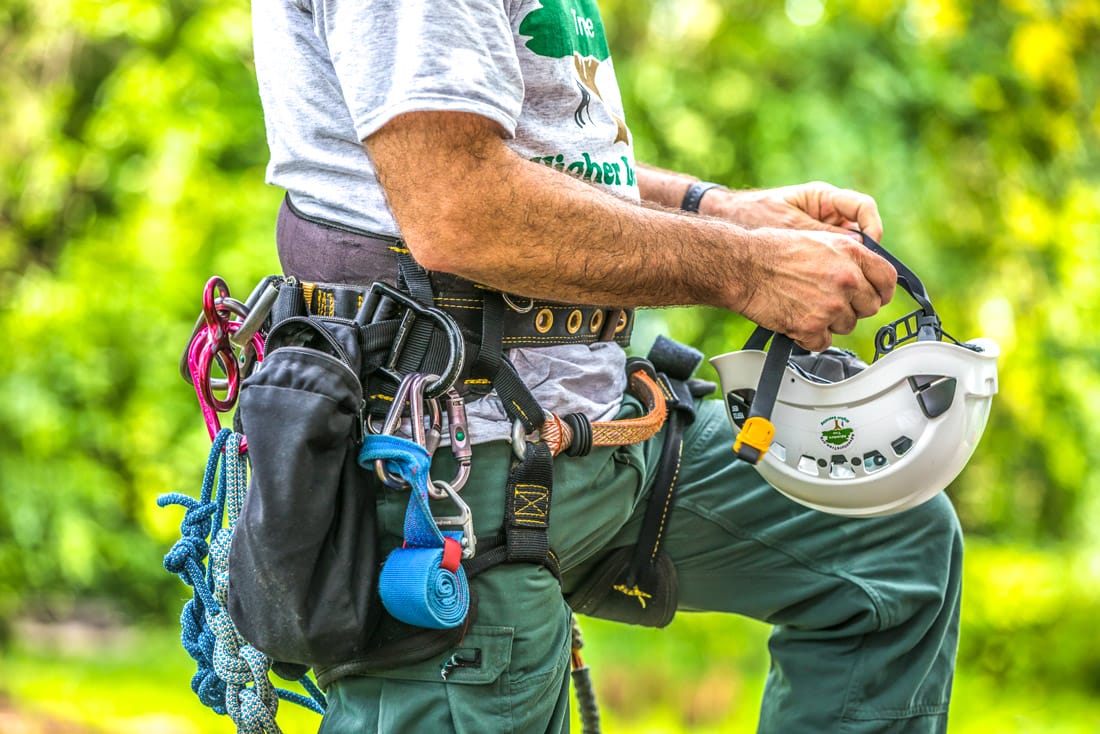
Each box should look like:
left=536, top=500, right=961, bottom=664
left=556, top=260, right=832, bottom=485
left=358, top=433, right=470, bottom=629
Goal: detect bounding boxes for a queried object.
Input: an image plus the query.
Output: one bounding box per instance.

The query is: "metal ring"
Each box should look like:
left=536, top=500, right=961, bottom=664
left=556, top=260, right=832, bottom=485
left=615, top=311, right=629, bottom=334
left=502, top=294, right=535, bottom=313
left=511, top=419, right=528, bottom=461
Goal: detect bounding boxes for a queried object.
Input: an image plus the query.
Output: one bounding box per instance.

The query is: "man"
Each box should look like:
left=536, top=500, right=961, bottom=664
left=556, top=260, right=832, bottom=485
left=251, top=0, right=962, bottom=731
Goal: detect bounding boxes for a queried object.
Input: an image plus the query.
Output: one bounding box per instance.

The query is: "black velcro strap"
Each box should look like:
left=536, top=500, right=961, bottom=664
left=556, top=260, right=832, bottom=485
left=463, top=290, right=505, bottom=396
left=647, top=334, right=703, bottom=382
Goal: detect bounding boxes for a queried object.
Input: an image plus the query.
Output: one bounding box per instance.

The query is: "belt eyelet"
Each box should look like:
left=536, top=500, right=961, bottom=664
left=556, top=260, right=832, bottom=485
left=535, top=308, right=554, bottom=333
left=589, top=309, right=605, bottom=334
left=566, top=309, right=583, bottom=334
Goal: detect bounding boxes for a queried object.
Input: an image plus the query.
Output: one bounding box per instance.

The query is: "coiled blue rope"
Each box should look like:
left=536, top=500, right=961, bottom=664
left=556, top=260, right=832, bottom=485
left=159, top=429, right=327, bottom=732
left=359, top=434, right=470, bottom=629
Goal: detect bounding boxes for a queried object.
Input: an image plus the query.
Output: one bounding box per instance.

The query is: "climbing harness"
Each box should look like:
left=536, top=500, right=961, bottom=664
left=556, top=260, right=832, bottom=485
left=163, top=195, right=715, bottom=733
left=160, top=278, right=327, bottom=732
left=711, top=233, right=999, bottom=517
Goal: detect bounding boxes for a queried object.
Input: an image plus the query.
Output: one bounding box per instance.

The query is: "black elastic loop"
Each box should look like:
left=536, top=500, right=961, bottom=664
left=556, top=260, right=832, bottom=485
left=562, top=413, right=592, bottom=457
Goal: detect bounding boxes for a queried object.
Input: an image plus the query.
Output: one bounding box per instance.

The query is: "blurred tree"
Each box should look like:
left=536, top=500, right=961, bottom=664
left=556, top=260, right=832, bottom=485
left=0, top=0, right=1097, bottom=657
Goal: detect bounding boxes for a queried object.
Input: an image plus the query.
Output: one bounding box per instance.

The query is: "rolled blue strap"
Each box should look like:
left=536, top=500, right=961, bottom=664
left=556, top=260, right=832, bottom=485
left=359, top=434, right=470, bottom=629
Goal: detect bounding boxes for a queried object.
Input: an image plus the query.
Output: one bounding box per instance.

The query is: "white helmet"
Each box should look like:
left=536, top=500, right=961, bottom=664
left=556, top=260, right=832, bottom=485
left=709, top=235, right=999, bottom=517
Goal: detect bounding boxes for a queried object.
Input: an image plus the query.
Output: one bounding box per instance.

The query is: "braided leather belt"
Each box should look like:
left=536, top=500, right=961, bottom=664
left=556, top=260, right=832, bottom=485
left=533, top=369, right=669, bottom=457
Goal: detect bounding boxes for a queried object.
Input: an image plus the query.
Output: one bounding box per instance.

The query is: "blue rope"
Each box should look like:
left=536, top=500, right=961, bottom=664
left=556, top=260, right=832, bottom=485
left=359, top=434, right=470, bottom=629
left=159, top=428, right=327, bottom=731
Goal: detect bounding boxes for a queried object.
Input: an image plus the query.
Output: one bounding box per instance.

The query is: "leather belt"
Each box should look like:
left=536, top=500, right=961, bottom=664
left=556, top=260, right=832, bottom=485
left=300, top=280, right=634, bottom=349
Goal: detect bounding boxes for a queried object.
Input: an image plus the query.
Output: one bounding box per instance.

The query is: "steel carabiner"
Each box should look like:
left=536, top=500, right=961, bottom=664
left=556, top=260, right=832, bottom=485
left=436, top=388, right=472, bottom=496
left=374, top=373, right=443, bottom=487
left=431, top=479, right=476, bottom=559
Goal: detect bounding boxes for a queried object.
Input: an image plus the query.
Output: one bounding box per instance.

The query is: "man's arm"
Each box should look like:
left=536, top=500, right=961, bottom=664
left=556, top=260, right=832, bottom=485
left=636, top=163, right=884, bottom=241
left=366, top=112, right=895, bottom=352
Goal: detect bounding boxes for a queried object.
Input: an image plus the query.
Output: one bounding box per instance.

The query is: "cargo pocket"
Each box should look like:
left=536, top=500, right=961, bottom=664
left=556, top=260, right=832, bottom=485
left=324, top=621, right=571, bottom=734
left=376, top=625, right=516, bottom=731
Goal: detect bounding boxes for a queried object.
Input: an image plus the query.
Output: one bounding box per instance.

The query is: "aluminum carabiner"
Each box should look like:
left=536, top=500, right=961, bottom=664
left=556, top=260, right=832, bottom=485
left=431, top=479, right=476, bottom=559
left=374, top=373, right=443, bottom=488
left=432, top=388, right=472, bottom=497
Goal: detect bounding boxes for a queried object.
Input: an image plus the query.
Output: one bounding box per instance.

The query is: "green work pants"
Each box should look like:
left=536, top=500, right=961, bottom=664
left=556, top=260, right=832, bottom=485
left=318, top=398, right=962, bottom=733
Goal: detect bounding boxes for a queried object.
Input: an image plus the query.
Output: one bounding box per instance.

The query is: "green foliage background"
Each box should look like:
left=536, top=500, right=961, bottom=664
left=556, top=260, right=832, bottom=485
left=1, top=0, right=1098, bottom=729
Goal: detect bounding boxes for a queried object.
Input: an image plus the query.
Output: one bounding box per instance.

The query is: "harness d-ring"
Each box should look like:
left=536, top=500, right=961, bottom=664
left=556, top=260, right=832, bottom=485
left=502, top=293, right=535, bottom=313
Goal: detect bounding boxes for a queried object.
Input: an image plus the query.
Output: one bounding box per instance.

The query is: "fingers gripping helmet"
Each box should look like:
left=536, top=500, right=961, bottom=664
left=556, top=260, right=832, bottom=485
left=709, top=234, right=999, bottom=517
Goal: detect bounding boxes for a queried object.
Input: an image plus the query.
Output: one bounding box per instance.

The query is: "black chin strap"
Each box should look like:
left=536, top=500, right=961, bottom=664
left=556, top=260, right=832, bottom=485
left=733, top=234, right=942, bottom=465
left=733, top=332, right=794, bottom=464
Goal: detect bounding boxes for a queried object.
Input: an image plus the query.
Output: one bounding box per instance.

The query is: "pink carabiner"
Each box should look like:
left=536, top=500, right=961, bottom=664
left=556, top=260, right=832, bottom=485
left=186, top=277, right=266, bottom=452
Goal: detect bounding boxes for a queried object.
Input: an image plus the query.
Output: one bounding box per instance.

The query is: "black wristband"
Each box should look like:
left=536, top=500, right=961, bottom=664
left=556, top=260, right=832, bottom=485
left=680, top=181, right=725, bottom=213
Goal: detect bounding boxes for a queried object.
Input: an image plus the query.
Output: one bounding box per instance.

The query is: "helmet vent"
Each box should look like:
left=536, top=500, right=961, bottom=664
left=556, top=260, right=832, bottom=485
left=908, top=375, right=957, bottom=419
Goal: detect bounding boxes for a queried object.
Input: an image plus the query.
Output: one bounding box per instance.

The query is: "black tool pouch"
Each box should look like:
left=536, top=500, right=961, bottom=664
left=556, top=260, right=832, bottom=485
left=227, top=316, right=382, bottom=669
left=566, top=545, right=679, bottom=627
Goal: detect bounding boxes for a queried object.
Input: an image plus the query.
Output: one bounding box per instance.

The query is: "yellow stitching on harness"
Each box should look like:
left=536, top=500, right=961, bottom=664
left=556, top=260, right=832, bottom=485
left=388, top=245, right=409, bottom=254
left=464, top=378, right=491, bottom=385
left=513, top=483, right=548, bottom=524
left=510, top=401, right=530, bottom=423
left=368, top=393, right=395, bottom=402
left=613, top=584, right=653, bottom=609
left=650, top=439, right=682, bottom=561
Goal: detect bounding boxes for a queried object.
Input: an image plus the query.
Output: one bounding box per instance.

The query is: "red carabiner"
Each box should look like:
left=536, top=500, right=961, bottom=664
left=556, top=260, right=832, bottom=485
left=186, top=277, right=266, bottom=450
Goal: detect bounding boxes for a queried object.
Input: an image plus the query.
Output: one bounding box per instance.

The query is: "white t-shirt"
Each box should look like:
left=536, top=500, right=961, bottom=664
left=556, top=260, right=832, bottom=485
left=252, top=0, right=640, bottom=443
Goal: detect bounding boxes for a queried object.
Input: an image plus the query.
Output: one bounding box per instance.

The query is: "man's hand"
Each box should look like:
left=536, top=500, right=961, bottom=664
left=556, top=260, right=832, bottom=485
left=700, top=182, right=884, bottom=242
left=733, top=228, right=897, bottom=352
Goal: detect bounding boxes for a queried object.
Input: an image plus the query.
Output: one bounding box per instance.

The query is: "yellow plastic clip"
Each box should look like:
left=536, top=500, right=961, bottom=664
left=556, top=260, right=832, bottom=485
left=733, top=416, right=776, bottom=461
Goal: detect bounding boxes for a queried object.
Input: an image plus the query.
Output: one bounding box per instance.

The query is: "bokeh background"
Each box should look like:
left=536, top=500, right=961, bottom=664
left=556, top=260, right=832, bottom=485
left=2, top=0, right=1098, bottom=731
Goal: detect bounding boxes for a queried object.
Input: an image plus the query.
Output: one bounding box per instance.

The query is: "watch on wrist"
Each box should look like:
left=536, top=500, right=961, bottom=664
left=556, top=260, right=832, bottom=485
left=680, top=181, right=726, bottom=213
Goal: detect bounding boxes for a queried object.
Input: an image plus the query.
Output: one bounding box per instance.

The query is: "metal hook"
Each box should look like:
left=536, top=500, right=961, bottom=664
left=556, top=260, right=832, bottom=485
left=432, top=388, right=472, bottom=497
left=432, top=480, right=476, bottom=559
left=375, top=373, right=443, bottom=488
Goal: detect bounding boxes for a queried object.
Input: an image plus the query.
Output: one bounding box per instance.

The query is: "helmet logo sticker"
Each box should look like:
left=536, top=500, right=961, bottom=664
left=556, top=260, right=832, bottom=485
left=820, top=416, right=855, bottom=450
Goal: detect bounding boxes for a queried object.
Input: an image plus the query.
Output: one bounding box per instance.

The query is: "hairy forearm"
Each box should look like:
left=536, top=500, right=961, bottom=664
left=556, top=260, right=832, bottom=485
left=368, top=113, right=765, bottom=312
left=366, top=112, right=895, bottom=351
left=636, top=162, right=699, bottom=210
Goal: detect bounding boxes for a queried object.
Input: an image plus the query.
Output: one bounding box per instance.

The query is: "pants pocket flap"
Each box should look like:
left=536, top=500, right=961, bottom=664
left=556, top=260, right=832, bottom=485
left=376, top=625, right=514, bottom=686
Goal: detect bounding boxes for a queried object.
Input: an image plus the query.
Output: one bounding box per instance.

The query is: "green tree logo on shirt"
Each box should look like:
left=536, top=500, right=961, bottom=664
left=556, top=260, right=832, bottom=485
left=519, top=0, right=630, bottom=145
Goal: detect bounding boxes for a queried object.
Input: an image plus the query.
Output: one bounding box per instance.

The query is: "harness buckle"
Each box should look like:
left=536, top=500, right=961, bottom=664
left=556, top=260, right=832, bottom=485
left=354, top=281, right=466, bottom=399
